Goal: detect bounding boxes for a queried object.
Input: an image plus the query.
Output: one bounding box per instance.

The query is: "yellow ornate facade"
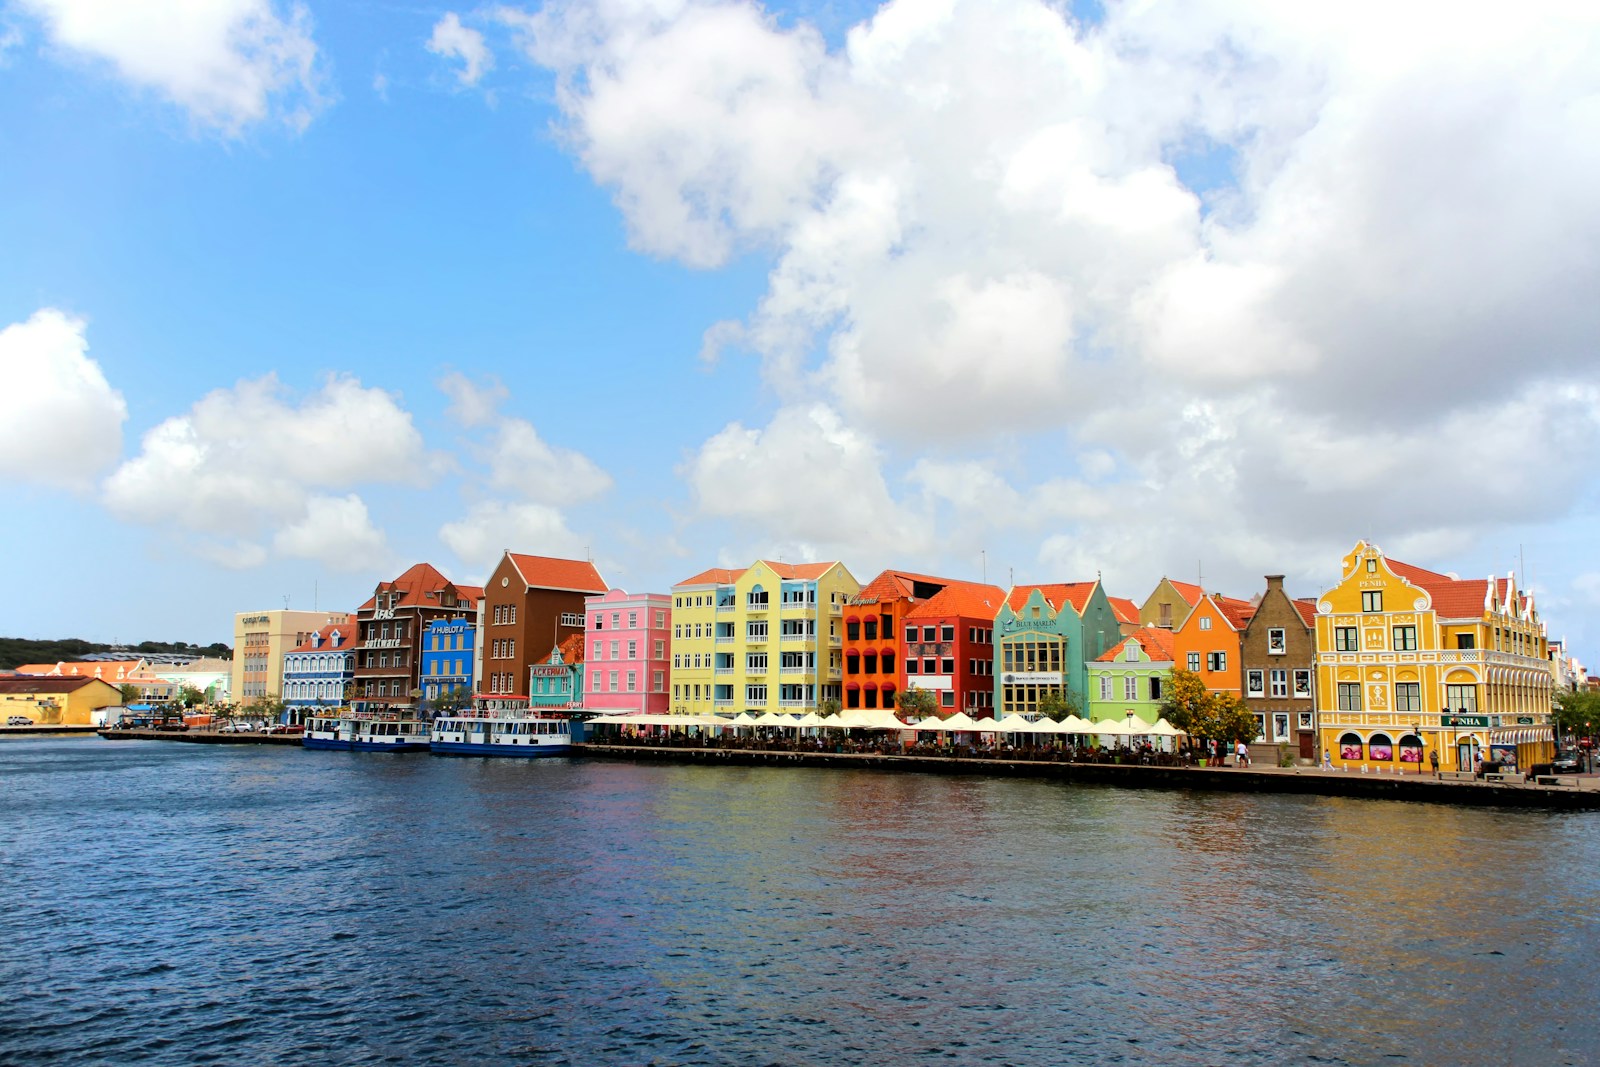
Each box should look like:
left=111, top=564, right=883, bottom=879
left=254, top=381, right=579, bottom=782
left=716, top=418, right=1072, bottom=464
left=1315, top=541, right=1553, bottom=772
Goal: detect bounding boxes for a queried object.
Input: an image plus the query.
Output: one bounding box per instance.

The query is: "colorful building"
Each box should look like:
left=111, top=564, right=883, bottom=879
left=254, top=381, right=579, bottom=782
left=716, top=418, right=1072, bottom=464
left=1239, top=575, right=1318, bottom=758
left=1108, top=596, right=1142, bottom=637
left=843, top=570, right=964, bottom=712
left=479, top=552, right=607, bottom=711
left=994, top=581, right=1122, bottom=717
left=1170, top=592, right=1255, bottom=697
left=420, top=617, right=475, bottom=709
left=1314, top=541, right=1554, bottom=772
left=900, top=582, right=1005, bottom=715
left=671, top=560, right=857, bottom=717
left=231, top=610, right=336, bottom=703
left=529, top=636, right=585, bottom=711
left=1139, top=578, right=1206, bottom=631
left=1087, top=627, right=1176, bottom=726
left=282, top=617, right=358, bottom=724
left=354, top=564, right=480, bottom=711
left=584, top=588, right=672, bottom=715
left=0, top=677, right=122, bottom=726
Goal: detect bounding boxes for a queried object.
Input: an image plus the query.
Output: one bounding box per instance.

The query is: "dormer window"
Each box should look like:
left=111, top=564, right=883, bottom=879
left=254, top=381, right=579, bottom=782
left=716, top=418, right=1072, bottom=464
left=1125, top=642, right=1140, bottom=662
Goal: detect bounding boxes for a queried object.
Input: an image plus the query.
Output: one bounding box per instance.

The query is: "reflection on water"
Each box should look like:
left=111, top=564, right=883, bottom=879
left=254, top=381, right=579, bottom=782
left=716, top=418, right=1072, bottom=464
left=2, top=738, right=1598, bottom=1065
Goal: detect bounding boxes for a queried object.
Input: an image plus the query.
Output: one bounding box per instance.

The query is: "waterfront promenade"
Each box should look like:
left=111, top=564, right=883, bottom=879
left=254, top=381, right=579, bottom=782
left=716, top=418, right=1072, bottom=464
left=576, top=740, right=1600, bottom=809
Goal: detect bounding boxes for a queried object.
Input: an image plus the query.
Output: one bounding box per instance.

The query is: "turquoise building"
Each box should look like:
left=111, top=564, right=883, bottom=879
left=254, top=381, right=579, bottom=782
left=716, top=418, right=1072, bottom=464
left=994, top=581, right=1123, bottom=718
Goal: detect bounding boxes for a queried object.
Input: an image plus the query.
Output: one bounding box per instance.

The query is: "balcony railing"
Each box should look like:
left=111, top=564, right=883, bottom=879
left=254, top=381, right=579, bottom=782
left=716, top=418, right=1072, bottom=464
left=715, top=634, right=734, bottom=644
left=746, top=632, right=769, bottom=644
left=779, top=665, right=811, bottom=675
left=714, top=667, right=734, bottom=675
left=714, top=696, right=734, bottom=706
left=745, top=600, right=770, bottom=613
left=715, top=602, right=735, bottom=613
left=778, top=697, right=809, bottom=707
left=779, top=633, right=813, bottom=644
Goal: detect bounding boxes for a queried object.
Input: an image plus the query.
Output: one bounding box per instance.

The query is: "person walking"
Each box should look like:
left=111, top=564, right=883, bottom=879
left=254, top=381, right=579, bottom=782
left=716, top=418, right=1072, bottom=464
left=1236, top=740, right=1250, bottom=768
left=1429, top=749, right=1440, bottom=778
left=1321, top=748, right=1333, bottom=771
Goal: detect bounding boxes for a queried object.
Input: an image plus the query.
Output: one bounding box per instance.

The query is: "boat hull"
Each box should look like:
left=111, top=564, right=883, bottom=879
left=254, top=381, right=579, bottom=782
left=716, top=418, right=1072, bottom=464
left=301, top=735, right=352, bottom=751
left=430, top=740, right=571, bottom=757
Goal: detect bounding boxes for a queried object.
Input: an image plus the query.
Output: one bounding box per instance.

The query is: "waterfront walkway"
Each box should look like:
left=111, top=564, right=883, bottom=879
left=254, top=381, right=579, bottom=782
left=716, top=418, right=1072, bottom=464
left=575, top=741, right=1600, bottom=809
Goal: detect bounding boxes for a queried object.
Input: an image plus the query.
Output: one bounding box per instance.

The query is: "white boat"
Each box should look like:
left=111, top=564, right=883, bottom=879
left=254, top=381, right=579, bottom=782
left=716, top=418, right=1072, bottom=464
left=430, top=712, right=572, bottom=757
left=302, top=710, right=430, bottom=752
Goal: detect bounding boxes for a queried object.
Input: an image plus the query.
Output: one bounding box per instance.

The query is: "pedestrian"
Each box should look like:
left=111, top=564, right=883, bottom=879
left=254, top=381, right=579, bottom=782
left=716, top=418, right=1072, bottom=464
left=1321, top=748, right=1333, bottom=771
left=1236, top=740, right=1250, bottom=768
left=1429, top=749, right=1440, bottom=778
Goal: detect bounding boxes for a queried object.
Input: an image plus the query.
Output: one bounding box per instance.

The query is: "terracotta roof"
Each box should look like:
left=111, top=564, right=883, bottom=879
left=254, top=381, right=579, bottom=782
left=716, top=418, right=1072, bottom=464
left=676, top=566, right=747, bottom=587
left=290, top=616, right=360, bottom=653
left=361, top=562, right=458, bottom=610
left=1096, top=626, right=1176, bottom=663
left=1166, top=580, right=1206, bottom=606
left=1386, top=558, right=1454, bottom=586
left=1387, top=558, right=1513, bottom=619
left=759, top=560, right=838, bottom=580
left=1006, top=582, right=1097, bottom=614
left=905, top=582, right=1006, bottom=621
left=557, top=633, right=585, bottom=665
left=13, top=660, right=146, bottom=679
left=0, top=677, right=115, bottom=695
left=1108, top=596, right=1140, bottom=625
left=1212, top=595, right=1257, bottom=630
left=507, top=553, right=606, bottom=594
left=455, top=585, right=484, bottom=602
left=1292, top=599, right=1318, bottom=627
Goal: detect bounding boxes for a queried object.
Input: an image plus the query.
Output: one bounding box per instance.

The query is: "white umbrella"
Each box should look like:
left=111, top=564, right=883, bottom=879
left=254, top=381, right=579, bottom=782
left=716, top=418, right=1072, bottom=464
left=969, top=717, right=1003, bottom=733
left=913, top=716, right=953, bottom=731
left=940, top=711, right=981, bottom=731
left=1092, top=719, right=1132, bottom=736
left=1149, top=718, right=1185, bottom=736
left=795, top=712, right=828, bottom=728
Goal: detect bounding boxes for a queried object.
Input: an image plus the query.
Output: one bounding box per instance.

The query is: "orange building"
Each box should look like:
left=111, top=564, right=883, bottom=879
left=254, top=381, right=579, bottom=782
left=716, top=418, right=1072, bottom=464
left=842, top=570, right=966, bottom=711
left=1170, top=592, right=1256, bottom=696
left=902, top=581, right=1006, bottom=714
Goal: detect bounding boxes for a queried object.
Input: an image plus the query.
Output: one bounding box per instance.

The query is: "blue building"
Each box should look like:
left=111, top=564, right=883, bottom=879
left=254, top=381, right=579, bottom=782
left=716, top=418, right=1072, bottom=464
left=281, top=616, right=358, bottom=725
left=420, top=617, right=475, bottom=709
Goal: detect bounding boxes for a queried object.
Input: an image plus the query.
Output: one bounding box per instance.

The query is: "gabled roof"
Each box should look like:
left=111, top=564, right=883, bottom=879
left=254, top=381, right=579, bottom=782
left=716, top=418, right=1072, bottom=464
left=1166, top=580, right=1206, bottom=606
left=1096, top=626, right=1176, bottom=663
left=362, top=562, right=467, bottom=611
left=506, top=553, right=606, bottom=594
left=13, top=660, right=147, bottom=679
left=1211, top=595, right=1257, bottom=630
left=1386, top=557, right=1519, bottom=619
left=0, top=676, right=116, bottom=695
left=854, top=568, right=954, bottom=604
left=1006, top=582, right=1097, bottom=614
left=1108, top=597, right=1140, bottom=625
left=676, top=566, right=747, bottom=587
left=759, top=560, right=838, bottom=580
left=905, top=582, right=1006, bottom=621
left=1292, top=599, right=1319, bottom=627
left=557, top=633, right=585, bottom=665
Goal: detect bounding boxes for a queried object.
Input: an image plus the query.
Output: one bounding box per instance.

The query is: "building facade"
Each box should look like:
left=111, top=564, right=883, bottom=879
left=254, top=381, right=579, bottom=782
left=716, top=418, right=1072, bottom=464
left=1087, top=627, right=1175, bottom=727
left=1139, top=578, right=1206, bottom=631
left=0, top=677, right=122, bottom=726
left=529, top=636, right=585, bottom=711
left=843, top=570, right=963, bottom=712
left=584, top=588, right=672, bottom=715
left=1170, top=593, right=1255, bottom=698
left=900, top=582, right=1004, bottom=715
left=671, top=560, right=857, bottom=717
left=478, top=552, right=607, bottom=710
left=282, top=617, right=358, bottom=724
left=1239, top=575, right=1318, bottom=758
left=420, top=617, right=476, bottom=709
left=232, top=610, right=336, bottom=704
left=1314, top=541, right=1554, bottom=772
left=354, top=564, right=480, bottom=711
left=994, top=581, right=1122, bottom=717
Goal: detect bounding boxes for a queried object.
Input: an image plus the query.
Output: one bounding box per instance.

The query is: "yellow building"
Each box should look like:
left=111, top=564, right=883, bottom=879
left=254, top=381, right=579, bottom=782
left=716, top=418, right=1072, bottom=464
left=231, top=609, right=339, bottom=704
left=1315, top=541, right=1553, bottom=773
left=671, top=560, right=858, bottom=717
left=0, top=677, right=123, bottom=726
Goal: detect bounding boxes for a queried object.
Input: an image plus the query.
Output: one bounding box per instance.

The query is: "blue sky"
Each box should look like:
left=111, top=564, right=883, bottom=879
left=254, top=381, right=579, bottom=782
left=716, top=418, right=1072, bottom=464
left=1, top=0, right=1597, bottom=669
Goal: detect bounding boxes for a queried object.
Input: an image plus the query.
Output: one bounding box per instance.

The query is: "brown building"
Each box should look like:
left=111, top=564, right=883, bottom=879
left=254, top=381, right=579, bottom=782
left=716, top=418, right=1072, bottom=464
left=479, top=552, right=607, bottom=710
left=1239, top=574, right=1319, bottom=761
left=354, top=563, right=481, bottom=711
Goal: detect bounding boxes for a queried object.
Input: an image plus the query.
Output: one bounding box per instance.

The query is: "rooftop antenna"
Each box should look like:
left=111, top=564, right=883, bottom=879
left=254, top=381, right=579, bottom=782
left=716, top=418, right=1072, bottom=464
left=283, top=594, right=291, bottom=611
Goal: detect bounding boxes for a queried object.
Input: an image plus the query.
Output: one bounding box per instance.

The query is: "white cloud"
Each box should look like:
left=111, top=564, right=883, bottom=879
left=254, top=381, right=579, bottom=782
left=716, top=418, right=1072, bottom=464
left=439, top=500, right=586, bottom=574
left=0, top=308, right=126, bottom=490
left=273, top=494, right=390, bottom=571
left=515, top=0, right=1600, bottom=606
left=103, top=373, right=428, bottom=569
left=18, top=0, right=325, bottom=134
left=485, top=420, right=612, bottom=505
left=439, top=371, right=507, bottom=429
left=428, top=11, right=493, bottom=87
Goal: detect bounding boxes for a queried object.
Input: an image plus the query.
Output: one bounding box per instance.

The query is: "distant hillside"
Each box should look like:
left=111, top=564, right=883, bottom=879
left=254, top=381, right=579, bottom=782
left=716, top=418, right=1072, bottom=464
left=0, top=638, right=233, bottom=671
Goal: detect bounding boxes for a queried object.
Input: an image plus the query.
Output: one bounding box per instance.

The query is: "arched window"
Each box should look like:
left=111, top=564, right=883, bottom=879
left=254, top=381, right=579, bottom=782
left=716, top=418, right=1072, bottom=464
left=1398, top=734, right=1424, bottom=766
left=1368, top=733, right=1394, bottom=761
left=1339, top=732, right=1364, bottom=760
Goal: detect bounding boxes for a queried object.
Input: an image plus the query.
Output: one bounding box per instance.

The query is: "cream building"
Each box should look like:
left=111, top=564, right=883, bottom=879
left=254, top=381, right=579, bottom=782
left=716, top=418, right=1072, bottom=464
left=231, top=610, right=342, bottom=704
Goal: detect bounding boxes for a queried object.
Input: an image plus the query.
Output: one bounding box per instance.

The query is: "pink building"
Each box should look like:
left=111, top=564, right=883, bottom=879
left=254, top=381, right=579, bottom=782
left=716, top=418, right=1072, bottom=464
left=584, top=588, right=672, bottom=714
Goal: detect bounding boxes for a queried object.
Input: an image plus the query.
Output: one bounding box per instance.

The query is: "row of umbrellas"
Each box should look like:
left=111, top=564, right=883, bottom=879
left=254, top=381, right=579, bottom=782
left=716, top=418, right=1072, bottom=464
left=585, top=709, right=1185, bottom=736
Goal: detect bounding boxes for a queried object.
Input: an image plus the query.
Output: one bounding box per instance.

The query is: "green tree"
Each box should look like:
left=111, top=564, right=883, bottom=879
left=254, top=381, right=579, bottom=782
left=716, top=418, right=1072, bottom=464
left=1036, top=688, right=1082, bottom=721
left=818, top=697, right=842, bottom=717
left=118, top=683, right=140, bottom=705
left=243, top=695, right=286, bottom=727
left=896, top=688, right=937, bottom=718
left=1158, top=669, right=1210, bottom=737
left=1554, top=688, right=1600, bottom=737
left=1209, top=693, right=1260, bottom=746
left=432, top=686, right=473, bottom=715
left=178, top=685, right=204, bottom=708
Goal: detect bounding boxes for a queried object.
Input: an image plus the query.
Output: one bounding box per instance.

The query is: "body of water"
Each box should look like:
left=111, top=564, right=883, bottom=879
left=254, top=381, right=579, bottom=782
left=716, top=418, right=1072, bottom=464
left=2, top=737, right=1597, bottom=1065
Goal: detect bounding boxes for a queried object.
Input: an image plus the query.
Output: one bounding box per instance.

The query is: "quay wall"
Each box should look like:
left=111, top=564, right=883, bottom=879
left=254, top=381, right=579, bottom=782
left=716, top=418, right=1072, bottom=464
left=98, top=729, right=303, bottom=746
left=573, top=744, right=1600, bottom=811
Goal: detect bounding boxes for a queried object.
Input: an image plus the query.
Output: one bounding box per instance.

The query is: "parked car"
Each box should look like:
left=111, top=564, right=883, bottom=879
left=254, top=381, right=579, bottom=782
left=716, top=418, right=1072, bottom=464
left=1551, top=752, right=1582, bottom=774
left=263, top=723, right=303, bottom=735
left=218, top=721, right=257, bottom=734
left=7, top=715, right=35, bottom=726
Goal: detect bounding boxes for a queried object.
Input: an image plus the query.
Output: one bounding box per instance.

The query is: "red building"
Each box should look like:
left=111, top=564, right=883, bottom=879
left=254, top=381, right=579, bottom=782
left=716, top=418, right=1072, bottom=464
left=842, top=570, right=964, bottom=711
left=354, top=563, right=480, bottom=711
left=903, top=582, right=1006, bottom=714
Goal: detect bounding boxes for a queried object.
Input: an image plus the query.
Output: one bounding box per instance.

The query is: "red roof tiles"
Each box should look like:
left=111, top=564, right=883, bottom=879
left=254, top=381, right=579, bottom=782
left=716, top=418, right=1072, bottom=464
left=1006, top=582, right=1098, bottom=614
left=676, top=567, right=748, bottom=586
left=1166, top=580, right=1206, bottom=606
left=507, top=554, right=606, bottom=594
left=1293, top=599, right=1319, bottom=627
left=1097, top=626, right=1176, bottom=663
left=1211, top=595, right=1257, bottom=630
left=905, top=582, right=1006, bottom=621
left=1108, top=596, right=1140, bottom=625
